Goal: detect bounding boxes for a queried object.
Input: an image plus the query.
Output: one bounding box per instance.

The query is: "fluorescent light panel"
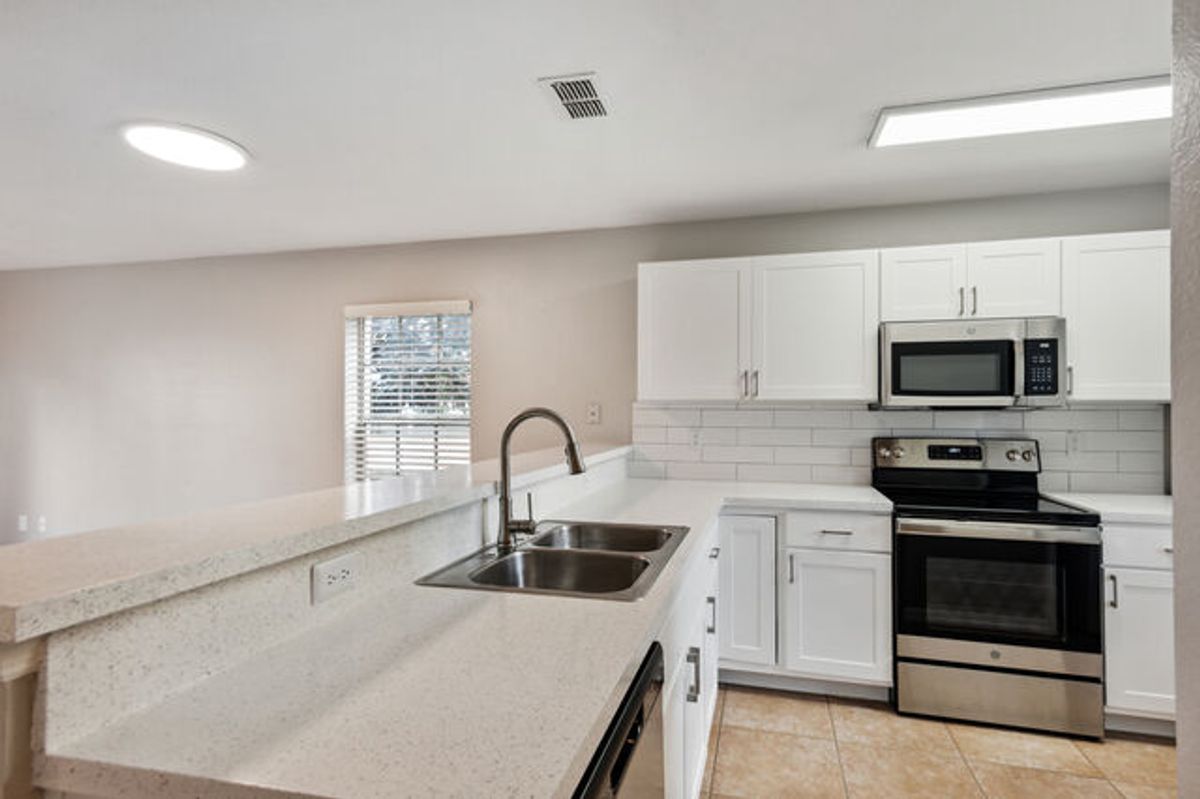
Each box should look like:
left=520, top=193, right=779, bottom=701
left=870, top=76, right=1171, bottom=147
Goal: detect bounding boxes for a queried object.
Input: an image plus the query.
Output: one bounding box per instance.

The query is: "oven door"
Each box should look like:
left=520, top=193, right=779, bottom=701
left=895, top=518, right=1102, bottom=659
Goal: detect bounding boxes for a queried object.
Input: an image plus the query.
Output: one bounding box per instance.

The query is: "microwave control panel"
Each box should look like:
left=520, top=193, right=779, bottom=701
left=1023, top=339, right=1059, bottom=395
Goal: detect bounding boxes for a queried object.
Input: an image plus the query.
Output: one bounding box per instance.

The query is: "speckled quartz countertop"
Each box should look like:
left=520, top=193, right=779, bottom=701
left=1046, top=492, right=1173, bottom=525
left=39, top=477, right=890, bottom=799
left=0, top=444, right=632, bottom=643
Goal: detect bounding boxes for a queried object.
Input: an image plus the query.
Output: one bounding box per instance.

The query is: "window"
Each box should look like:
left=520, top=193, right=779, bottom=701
left=344, top=301, right=471, bottom=480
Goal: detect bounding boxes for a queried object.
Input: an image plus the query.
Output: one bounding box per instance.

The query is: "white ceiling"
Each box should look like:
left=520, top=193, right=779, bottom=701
left=0, top=0, right=1172, bottom=270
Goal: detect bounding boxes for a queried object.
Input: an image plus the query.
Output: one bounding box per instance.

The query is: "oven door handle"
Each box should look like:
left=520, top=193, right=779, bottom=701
left=897, top=518, right=1101, bottom=545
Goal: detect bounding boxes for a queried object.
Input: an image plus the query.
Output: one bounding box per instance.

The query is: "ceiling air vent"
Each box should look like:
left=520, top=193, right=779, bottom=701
left=540, top=73, right=608, bottom=119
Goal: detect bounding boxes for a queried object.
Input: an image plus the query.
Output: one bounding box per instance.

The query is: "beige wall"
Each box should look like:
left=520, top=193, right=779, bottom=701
left=0, top=184, right=1168, bottom=539
left=1171, top=0, right=1198, bottom=790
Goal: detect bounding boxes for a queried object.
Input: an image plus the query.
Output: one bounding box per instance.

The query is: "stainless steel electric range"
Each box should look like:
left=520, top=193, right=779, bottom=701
left=872, top=436, right=1104, bottom=738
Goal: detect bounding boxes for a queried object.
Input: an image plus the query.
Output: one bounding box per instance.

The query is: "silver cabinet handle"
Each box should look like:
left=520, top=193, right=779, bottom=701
left=709, top=546, right=720, bottom=559
left=706, top=596, right=717, bottom=634
left=1067, top=365, right=1074, bottom=395
left=751, top=370, right=760, bottom=398
left=686, top=646, right=701, bottom=702
left=820, top=529, right=853, bottom=536
left=1163, top=546, right=1174, bottom=554
left=788, top=552, right=795, bottom=584
left=958, top=286, right=965, bottom=316
left=971, top=285, right=978, bottom=316
left=1108, top=573, right=1119, bottom=609
left=740, top=370, right=749, bottom=398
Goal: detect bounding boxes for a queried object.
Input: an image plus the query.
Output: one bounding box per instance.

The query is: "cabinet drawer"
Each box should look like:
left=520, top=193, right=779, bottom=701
left=1103, top=523, right=1174, bottom=570
left=785, top=511, right=891, bottom=552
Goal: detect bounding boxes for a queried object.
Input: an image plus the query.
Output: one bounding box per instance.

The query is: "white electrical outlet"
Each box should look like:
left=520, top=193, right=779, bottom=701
left=36, top=516, right=47, bottom=534
left=587, top=402, right=601, bottom=425
left=311, top=551, right=364, bottom=604
left=17, top=514, right=28, bottom=533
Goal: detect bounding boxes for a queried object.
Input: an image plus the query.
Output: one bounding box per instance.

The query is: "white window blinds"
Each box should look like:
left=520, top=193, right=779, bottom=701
left=344, top=300, right=472, bottom=480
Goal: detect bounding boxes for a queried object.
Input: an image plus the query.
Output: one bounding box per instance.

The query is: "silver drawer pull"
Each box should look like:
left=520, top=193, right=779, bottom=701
left=686, top=647, right=701, bottom=702
left=820, top=529, right=854, bottom=536
left=1163, top=546, right=1174, bottom=554
left=709, top=546, right=721, bottom=559
left=706, top=596, right=717, bottom=634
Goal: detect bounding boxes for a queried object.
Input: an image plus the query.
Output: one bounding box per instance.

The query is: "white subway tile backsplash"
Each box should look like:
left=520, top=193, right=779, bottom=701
left=666, top=462, right=737, bottom=481
left=1042, top=451, right=1119, bottom=473
left=667, top=427, right=738, bottom=446
left=702, top=445, right=772, bottom=464
left=812, top=465, right=872, bottom=485
left=736, top=463, right=814, bottom=483
left=632, top=426, right=666, bottom=444
left=631, top=402, right=1168, bottom=492
left=738, top=427, right=813, bottom=446
left=1075, top=431, right=1163, bottom=452
left=1069, top=472, right=1165, bottom=493
left=701, top=409, right=773, bottom=427
left=774, top=446, right=851, bottom=465
left=1024, top=409, right=1119, bottom=431
left=774, top=409, right=853, bottom=428
left=1119, top=408, right=1166, bottom=431
left=1118, top=451, right=1167, bottom=473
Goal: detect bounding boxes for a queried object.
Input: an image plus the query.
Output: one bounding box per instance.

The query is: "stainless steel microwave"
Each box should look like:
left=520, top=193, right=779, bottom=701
left=880, top=317, right=1067, bottom=408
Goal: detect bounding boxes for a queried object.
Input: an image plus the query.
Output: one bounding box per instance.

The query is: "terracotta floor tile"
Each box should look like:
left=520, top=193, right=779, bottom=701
left=838, top=741, right=981, bottom=798
left=829, top=699, right=958, bottom=757
left=722, top=687, right=834, bottom=739
left=1075, top=737, right=1177, bottom=789
left=948, top=723, right=1102, bottom=777
left=712, top=726, right=845, bottom=798
left=969, top=760, right=1121, bottom=798
left=1112, top=782, right=1178, bottom=798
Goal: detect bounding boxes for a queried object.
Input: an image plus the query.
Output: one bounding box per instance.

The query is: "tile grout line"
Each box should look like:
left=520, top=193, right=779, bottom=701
left=826, top=697, right=853, bottom=799
left=946, top=725, right=990, bottom=798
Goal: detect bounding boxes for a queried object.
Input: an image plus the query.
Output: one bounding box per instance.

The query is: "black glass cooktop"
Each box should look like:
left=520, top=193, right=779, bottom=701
left=877, top=488, right=1100, bottom=527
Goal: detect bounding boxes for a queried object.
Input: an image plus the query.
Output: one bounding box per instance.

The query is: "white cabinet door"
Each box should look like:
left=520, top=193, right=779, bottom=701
left=662, top=651, right=688, bottom=799
left=718, top=515, right=776, bottom=666
left=638, top=259, right=751, bottom=401
left=752, top=250, right=879, bottom=401
left=1062, top=231, right=1171, bottom=401
left=966, top=238, right=1061, bottom=318
left=783, top=548, right=891, bottom=684
left=1105, top=567, right=1176, bottom=718
left=683, top=610, right=713, bottom=799
left=880, top=244, right=968, bottom=321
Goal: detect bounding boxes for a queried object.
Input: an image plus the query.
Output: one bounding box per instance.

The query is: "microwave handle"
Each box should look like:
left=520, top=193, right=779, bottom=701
left=1013, top=337, right=1025, bottom=402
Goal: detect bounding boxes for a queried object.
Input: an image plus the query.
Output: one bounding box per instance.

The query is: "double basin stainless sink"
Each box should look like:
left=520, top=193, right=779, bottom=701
left=416, top=521, right=689, bottom=601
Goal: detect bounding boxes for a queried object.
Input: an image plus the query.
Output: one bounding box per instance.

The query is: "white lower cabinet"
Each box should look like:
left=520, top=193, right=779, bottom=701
left=718, top=515, right=777, bottom=666
left=783, top=548, right=892, bottom=684
left=661, top=525, right=720, bottom=799
left=1105, top=566, right=1176, bottom=718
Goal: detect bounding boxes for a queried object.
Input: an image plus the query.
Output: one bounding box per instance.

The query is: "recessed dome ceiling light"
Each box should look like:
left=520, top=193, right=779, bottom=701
left=121, top=123, right=249, bottom=171
left=869, top=76, right=1172, bottom=147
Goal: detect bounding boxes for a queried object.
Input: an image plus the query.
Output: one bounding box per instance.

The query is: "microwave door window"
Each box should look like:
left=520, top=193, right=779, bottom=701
left=892, top=341, right=1014, bottom=396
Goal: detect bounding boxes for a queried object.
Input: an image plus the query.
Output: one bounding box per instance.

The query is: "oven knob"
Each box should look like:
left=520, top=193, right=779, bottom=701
left=1006, top=449, right=1020, bottom=461
left=1022, top=450, right=1034, bottom=462
left=893, top=447, right=906, bottom=458
left=877, top=447, right=892, bottom=460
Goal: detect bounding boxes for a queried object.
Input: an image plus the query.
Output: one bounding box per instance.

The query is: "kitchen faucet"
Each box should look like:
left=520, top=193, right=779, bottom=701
left=497, top=407, right=586, bottom=553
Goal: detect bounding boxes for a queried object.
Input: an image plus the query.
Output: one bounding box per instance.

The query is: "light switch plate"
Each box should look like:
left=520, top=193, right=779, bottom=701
left=311, top=551, right=364, bottom=604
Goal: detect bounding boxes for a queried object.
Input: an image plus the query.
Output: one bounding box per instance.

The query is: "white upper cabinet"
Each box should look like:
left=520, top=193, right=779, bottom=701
left=965, top=238, right=1062, bottom=318
left=880, top=244, right=968, bottom=321
left=1062, top=231, right=1171, bottom=401
left=752, top=250, right=880, bottom=401
left=637, top=259, right=751, bottom=401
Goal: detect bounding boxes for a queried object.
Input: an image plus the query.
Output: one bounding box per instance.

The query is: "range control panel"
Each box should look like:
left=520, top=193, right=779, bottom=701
left=873, top=437, right=1041, bottom=472
left=1023, top=338, right=1060, bottom=396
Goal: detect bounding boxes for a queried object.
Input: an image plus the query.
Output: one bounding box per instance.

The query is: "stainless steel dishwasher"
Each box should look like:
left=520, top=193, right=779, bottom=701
left=573, top=643, right=664, bottom=798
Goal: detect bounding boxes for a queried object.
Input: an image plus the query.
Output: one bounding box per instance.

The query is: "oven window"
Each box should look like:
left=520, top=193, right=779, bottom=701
left=895, top=533, right=1101, bottom=653
left=926, top=557, right=1058, bottom=637
left=892, top=340, right=1014, bottom=396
